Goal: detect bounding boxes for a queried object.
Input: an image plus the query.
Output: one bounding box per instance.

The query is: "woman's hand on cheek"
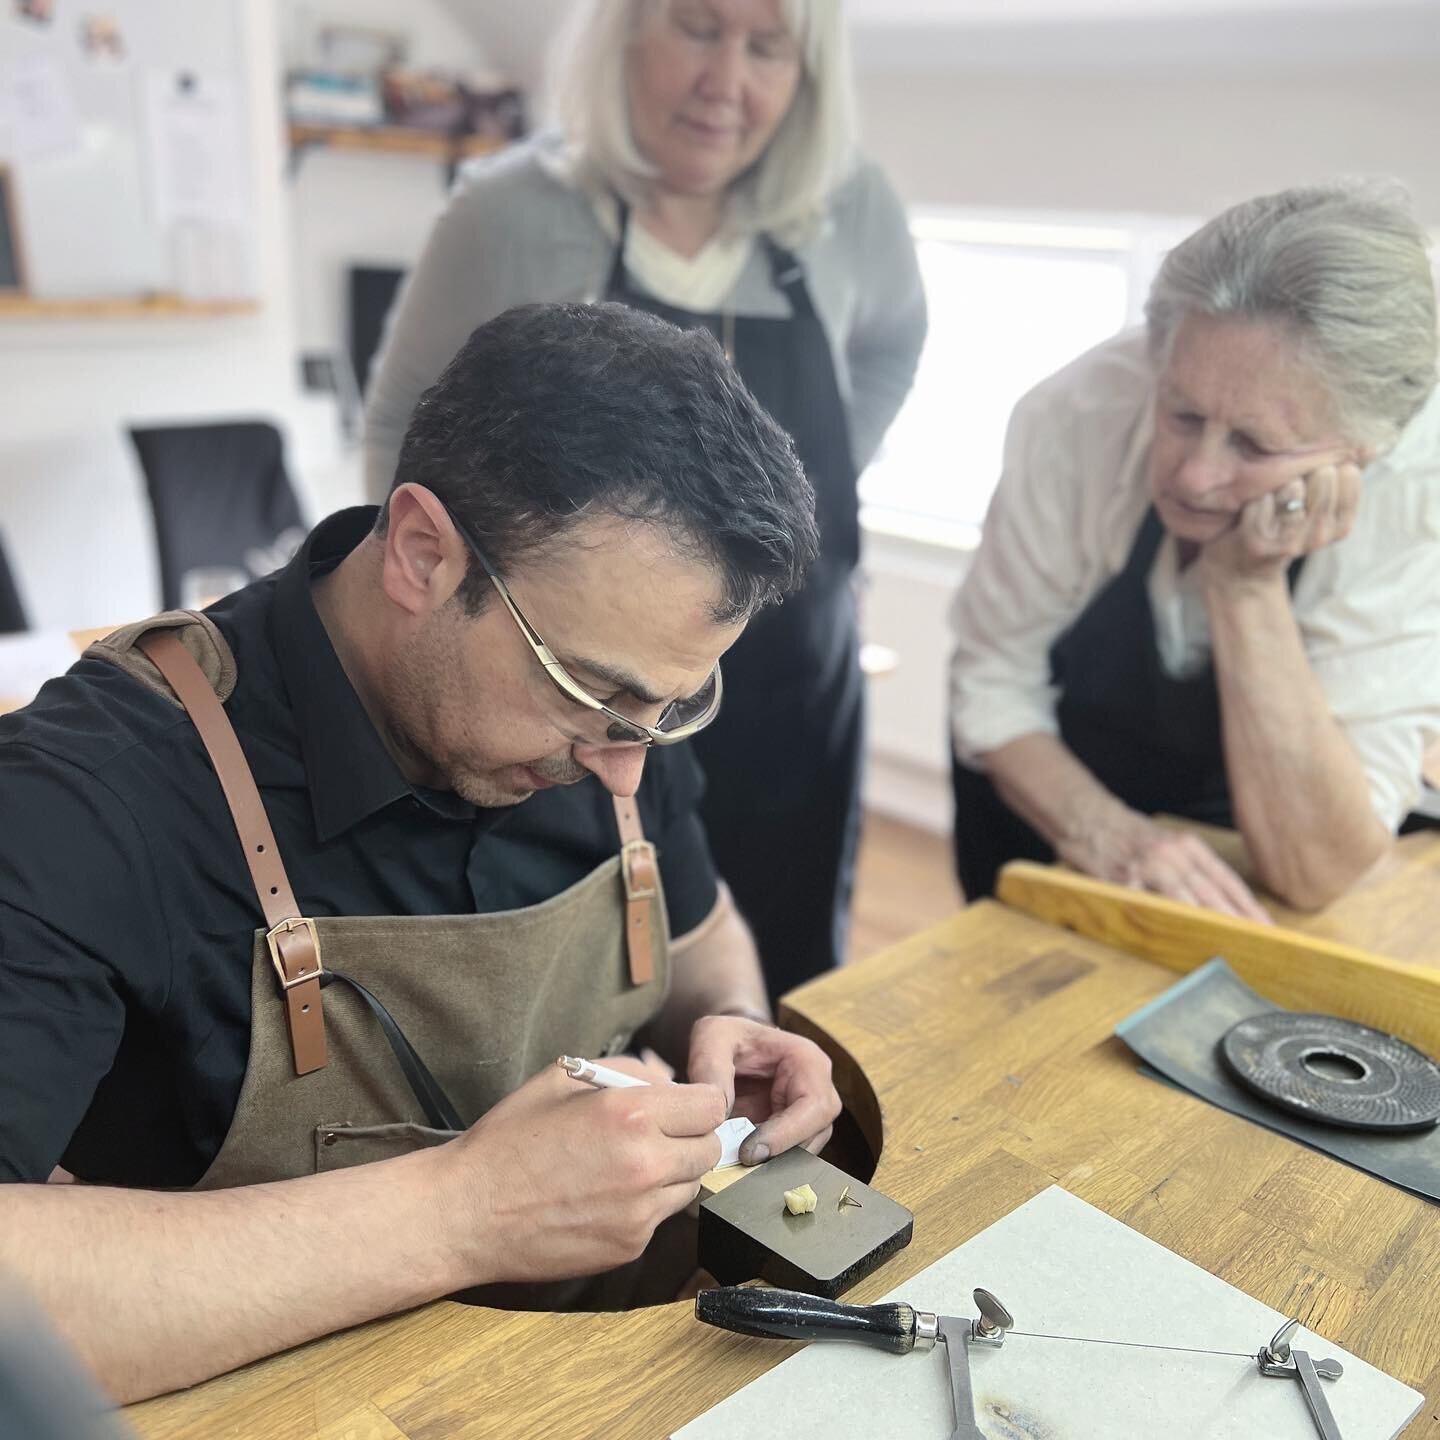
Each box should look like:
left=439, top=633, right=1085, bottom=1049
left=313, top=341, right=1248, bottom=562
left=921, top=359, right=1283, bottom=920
left=1201, top=453, right=1363, bottom=586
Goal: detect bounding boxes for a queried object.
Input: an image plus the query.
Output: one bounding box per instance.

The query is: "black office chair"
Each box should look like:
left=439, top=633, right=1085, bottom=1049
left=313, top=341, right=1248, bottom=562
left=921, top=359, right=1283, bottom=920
left=127, top=421, right=306, bottom=610
left=0, top=530, right=28, bottom=634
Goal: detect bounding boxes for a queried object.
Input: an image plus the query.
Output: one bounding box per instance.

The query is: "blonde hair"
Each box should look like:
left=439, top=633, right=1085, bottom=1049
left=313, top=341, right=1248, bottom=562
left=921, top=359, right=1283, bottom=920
left=545, top=0, right=859, bottom=246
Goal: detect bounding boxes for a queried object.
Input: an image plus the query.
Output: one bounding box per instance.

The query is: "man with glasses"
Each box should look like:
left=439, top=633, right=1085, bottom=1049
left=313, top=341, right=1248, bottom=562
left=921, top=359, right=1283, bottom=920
left=0, top=302, right=837, bottom=1401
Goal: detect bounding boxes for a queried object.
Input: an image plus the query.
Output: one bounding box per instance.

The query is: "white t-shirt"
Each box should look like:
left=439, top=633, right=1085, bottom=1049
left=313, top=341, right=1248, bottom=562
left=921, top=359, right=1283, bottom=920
left=948, top=328, right=1440, bottom=833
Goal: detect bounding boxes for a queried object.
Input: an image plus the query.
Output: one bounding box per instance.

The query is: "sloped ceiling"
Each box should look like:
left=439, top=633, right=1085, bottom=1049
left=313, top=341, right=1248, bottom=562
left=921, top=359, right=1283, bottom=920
left=443, top=0, right=1440, bottom=84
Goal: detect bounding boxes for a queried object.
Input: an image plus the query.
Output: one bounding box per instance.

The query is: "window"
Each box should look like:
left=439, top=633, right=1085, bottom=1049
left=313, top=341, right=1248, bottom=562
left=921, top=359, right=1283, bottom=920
left=860, top=211, right=1196, bottom=547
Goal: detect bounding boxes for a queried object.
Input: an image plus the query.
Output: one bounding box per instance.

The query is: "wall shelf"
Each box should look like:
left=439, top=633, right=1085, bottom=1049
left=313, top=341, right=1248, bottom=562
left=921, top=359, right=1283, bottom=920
left=0, top=295, right=259, bottom=320
left=287, top=122, right=507, bottom=179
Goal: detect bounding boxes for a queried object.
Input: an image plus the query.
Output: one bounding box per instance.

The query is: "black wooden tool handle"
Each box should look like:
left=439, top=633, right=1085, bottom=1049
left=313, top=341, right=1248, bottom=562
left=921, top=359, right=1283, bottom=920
left=695, top=1286, right=920, bottom=1354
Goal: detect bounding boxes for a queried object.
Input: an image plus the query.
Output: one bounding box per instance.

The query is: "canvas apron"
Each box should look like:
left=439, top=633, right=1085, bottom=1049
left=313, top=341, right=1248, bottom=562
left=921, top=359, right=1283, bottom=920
left=604, top=210, right=865, bottom=998
left=90, top=612, right=671, bottom=1191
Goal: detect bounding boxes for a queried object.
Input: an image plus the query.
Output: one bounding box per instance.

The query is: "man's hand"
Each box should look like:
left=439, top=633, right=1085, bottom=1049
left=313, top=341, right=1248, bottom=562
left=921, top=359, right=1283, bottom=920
left=456, top=1057, right=724, bottom=1285
left=1200, top=455, right=1364, bottom=584
left=1058, top=808, right=1272, bottom=922
left=686, top=1017, right=841, bottom=1166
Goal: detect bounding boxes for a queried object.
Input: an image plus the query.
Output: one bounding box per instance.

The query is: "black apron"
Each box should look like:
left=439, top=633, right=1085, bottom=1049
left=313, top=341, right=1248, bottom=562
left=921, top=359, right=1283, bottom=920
left=605, top=209, right=864, bottom=1000
left=951, top=507, right=1302, bottom=900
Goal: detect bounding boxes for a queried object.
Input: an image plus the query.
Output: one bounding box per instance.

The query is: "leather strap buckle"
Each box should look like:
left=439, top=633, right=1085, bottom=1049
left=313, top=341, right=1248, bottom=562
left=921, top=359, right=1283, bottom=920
left=265, top=916, right=328, bottom=1076
left=612, top=799, right=657, bottom=988
left=266, top=916, right=324, bottom=989
left=136, top=627, right=329, bottom=1076
left=621, top=839, right=658, bottom=901
left=620, top=840, right=657, bottom=987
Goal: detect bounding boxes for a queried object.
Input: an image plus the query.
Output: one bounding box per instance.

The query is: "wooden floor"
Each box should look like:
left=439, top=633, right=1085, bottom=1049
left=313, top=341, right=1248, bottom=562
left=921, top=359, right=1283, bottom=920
left=848, top=810, right=963, bottom=963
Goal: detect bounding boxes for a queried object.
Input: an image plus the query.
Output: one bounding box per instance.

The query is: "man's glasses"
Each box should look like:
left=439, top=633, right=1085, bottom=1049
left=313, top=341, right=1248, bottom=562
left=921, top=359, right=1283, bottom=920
left=443, top=505, right=723, bottom=747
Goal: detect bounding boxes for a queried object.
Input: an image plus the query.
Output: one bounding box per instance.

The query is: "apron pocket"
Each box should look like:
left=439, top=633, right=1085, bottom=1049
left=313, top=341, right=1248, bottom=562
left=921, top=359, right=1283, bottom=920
left=313, top=1120, right=459, bottom=1173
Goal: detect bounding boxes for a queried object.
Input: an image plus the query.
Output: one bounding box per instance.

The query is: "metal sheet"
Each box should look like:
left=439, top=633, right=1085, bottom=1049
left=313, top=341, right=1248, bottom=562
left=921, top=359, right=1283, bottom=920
left=1115, top=959, right=1440, bottom=1201
left=698, top=1147, right=914, bottom=1297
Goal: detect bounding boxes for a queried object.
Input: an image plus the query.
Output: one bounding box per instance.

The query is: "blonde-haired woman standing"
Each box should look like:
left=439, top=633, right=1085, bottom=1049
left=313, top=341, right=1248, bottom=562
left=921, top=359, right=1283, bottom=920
left=365, top=0, right=926, bottom=1000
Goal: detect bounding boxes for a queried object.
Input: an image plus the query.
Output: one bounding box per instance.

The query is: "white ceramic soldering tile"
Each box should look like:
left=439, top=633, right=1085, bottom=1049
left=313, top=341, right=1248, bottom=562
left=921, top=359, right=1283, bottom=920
left=673, top=1186, right=1422, bottom=1440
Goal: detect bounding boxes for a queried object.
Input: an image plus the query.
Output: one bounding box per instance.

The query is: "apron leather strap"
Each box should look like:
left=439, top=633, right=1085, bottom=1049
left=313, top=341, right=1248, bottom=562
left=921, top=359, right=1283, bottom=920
left=612, top=796, right=657, bottom=986
left=321, top=969, right=463, bottom=1130
left=138, top=629, right=329, bottom=1076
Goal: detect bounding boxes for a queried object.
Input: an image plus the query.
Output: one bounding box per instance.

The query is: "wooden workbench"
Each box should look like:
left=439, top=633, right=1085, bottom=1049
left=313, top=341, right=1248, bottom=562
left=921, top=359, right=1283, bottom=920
left=994, top=817, right=1440, bottom=1012
left=124, top=901, right=1440, bottom=1439
left=1202, top=820, right=1440, bottom=967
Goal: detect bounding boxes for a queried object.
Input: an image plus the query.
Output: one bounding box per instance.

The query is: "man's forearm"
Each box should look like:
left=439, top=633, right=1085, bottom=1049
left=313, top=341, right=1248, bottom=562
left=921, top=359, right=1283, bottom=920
left=650, top=887, right=770, bottom=1067
left=1206, top=574, right=1387, bottom=908
left=0, top=1145, right=477, bottom=1404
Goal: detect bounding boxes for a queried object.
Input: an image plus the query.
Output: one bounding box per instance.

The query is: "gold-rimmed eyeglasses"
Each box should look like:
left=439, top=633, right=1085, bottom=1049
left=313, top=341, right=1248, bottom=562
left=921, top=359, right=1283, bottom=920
left=444, top=505, right=723, bottom=747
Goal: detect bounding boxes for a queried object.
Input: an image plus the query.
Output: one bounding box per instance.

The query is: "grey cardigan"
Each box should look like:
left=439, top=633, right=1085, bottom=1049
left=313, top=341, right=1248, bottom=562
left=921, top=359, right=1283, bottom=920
left=362, top=135, right=928, bottom=503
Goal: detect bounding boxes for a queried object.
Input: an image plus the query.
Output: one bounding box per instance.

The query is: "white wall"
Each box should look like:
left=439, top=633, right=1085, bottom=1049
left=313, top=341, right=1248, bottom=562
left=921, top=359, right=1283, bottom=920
left=859, top=65, right=1440, bottom=225
left=855, top=54, right=1440, bottom=833
left=277, top=2, right=498, bottom=518
left=0, top=0, right=496, bottom=632
left=0, top=0, right=309, bottom=631
left=283, top=1, right=494, bottom=363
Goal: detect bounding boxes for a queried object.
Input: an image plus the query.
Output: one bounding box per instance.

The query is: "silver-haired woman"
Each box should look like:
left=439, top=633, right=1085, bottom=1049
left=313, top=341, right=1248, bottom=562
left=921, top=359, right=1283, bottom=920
left=949, top=181, right=1440, bottom=916
left=365, top=0, right=926, bottom=998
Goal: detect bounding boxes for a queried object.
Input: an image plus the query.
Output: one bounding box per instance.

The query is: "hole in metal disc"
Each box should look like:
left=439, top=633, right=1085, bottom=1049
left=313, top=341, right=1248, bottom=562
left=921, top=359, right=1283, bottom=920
left=1300, top=1048, right=1368, bottom=1083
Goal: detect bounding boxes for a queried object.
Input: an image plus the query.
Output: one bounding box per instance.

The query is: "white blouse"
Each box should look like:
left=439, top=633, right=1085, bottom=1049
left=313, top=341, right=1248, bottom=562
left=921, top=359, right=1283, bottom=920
left=948, top=329, right=1440, bottom=833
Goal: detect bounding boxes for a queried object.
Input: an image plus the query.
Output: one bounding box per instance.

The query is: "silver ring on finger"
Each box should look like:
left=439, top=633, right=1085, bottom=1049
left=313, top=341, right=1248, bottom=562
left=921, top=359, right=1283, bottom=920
left=1280, top=495, right=1306, bottom=515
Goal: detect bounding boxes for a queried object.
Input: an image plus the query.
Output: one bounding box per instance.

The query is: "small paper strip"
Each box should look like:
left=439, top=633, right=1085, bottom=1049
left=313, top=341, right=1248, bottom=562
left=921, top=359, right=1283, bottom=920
left=714, top=1116, right=757, bottom=1168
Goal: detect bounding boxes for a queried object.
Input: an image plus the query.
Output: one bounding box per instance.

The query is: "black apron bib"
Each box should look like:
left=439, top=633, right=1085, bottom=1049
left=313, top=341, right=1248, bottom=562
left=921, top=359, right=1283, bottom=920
left=951, top=507, right=1302, bottom=900
left=605, top=210, right=864, bottom=999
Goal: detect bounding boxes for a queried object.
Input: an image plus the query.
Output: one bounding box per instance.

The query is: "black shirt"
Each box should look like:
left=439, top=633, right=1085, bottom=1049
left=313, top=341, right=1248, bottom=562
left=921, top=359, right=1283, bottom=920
left=0, top=508, right=717, bottom=1186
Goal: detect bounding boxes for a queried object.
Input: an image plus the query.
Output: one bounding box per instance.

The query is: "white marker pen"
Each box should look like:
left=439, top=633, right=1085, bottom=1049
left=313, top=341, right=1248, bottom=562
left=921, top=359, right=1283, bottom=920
left=556, top=1054, right=759, bottom=1164
left=557, top=1055, right=652, bottom=1090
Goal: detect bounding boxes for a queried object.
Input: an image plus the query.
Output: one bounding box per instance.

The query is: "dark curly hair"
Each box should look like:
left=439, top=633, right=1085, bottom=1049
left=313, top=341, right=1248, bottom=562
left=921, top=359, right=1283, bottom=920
left=381, top=301, right=819, bottom=624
